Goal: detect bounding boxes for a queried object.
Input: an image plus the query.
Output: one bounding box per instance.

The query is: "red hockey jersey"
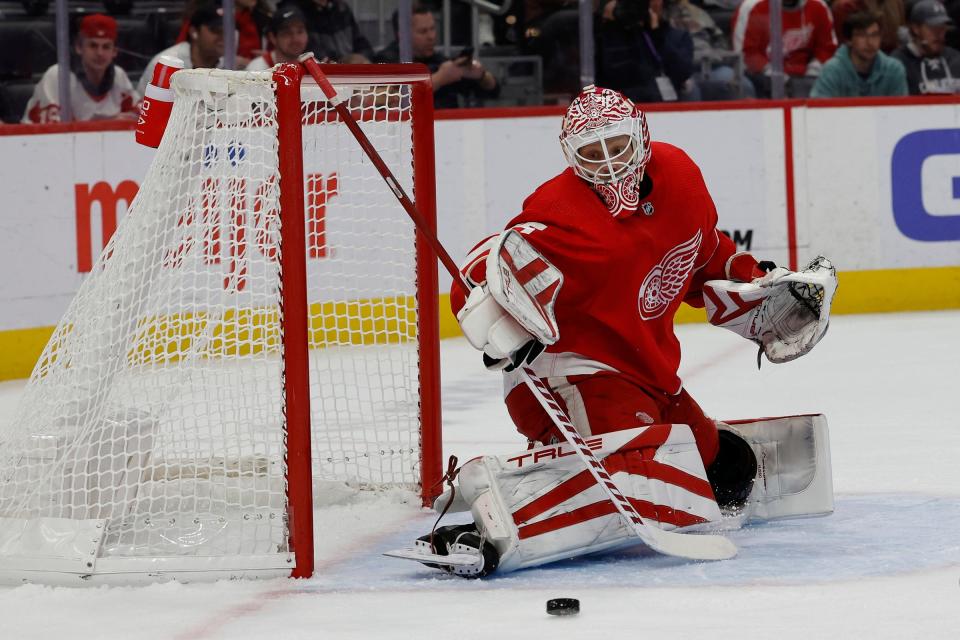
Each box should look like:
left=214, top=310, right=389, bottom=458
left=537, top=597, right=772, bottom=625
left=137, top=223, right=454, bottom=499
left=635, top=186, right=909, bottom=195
left=453, top=142, right=758, bottom=398
left=732, top=0, right=838, bottom=76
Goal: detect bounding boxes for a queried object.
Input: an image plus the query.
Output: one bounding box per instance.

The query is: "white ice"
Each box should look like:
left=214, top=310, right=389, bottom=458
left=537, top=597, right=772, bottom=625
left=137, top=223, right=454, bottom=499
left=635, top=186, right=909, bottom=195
left=1, top=310, right=958, bottom=639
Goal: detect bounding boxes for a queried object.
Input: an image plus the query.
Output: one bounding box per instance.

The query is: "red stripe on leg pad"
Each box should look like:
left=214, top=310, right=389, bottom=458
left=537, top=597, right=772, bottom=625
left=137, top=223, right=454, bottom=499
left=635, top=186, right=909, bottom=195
left=517, top=499, right=709, bottom=539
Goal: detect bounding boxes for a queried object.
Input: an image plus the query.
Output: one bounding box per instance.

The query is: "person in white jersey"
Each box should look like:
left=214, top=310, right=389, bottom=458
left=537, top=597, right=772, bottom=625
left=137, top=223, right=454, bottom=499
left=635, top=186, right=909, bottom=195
left=22, top=14, right=139, bottom=123
left=138, top=3, right=225, bottom=97
left=246, top=4, right=309, bottom=70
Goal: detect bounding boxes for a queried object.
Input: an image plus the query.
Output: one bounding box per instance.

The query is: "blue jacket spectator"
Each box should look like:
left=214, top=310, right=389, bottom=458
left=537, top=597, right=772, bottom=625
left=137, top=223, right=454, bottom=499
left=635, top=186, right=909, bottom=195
left=811, top=12, right=908, bottom=97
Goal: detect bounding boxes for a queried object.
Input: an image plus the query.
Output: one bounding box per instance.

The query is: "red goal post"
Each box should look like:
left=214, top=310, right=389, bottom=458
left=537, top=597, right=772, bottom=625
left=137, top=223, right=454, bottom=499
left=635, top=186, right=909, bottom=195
left=0, top=64, right=442, bottom=585
left=277, top=63, right=443, bottom=578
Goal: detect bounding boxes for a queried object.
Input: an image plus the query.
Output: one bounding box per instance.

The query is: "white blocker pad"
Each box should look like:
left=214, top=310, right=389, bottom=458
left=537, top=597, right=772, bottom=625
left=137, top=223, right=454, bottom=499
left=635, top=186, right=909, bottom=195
left=485, top=229, right=562, bottom=345
left=720, top=414, right=833, bottom=524
left=450, top=424, right=722, bottom=573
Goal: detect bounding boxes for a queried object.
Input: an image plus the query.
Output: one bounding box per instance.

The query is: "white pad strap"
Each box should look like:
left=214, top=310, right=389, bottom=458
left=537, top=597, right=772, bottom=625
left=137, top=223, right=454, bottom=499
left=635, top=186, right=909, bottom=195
left=485, top=229, right=562, bottom=345
left=453, top=425, right=722, bottom=573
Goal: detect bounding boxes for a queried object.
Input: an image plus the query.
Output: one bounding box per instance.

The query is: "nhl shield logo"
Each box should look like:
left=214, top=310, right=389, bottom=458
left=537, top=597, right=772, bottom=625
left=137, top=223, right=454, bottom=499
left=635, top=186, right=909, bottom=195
left=641, top=202, right=654, bottom=216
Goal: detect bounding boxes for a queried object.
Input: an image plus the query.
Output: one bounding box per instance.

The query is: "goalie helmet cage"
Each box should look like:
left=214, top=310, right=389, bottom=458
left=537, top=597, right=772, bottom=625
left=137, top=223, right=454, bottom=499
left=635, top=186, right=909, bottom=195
left=0, top=64, right=442, bottom=585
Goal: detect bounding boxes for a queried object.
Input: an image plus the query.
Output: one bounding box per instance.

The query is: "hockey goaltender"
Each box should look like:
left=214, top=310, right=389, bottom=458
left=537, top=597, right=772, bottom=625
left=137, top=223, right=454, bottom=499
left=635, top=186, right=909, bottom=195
left=387, top=85, right=839, bottom=577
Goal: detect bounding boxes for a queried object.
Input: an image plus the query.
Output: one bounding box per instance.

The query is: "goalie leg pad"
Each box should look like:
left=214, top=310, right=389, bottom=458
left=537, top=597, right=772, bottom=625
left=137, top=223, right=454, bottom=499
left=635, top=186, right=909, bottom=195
left=454, top=424, right=723, bottom=573
left=718, top=415, right=834, bottom=523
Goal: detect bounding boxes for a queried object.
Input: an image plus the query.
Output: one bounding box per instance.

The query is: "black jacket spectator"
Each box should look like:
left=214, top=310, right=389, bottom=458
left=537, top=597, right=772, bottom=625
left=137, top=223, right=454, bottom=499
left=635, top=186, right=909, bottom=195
left=891, top=0, right=960, bottom=94
left=595, top=2, right=695, bottom=102
left=374, top=41, right=501, bottom=108
left=296, top=0, right=373, bottom=62
left=891, top=42, right=960, bottom=93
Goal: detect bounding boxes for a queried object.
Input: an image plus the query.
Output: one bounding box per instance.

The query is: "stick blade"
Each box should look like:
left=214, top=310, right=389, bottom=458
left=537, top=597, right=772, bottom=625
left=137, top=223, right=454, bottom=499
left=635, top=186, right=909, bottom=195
left=645, top=527, right=738, bottom=561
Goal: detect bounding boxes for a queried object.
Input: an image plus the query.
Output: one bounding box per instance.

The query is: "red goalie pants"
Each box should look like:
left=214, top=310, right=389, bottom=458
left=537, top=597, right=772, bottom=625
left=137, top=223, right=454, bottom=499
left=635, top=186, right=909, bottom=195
left=506, top=373, right=720, bottom=467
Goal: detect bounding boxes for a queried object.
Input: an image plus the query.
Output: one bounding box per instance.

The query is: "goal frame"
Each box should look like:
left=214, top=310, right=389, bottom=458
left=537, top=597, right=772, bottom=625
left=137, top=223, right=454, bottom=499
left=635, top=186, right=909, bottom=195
left=275, top=63, right=443, bottom=578
left=0, top=64, right=442, bottom=585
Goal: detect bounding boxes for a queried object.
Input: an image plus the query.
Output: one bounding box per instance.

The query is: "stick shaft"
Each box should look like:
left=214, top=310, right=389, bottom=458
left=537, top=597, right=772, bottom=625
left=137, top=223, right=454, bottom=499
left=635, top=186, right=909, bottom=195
left=299, top=55, right=470, bottom=295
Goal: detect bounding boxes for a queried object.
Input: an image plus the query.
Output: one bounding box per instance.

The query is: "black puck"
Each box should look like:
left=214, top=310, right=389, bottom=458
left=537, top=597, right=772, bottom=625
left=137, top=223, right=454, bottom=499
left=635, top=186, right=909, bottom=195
left=546, top=598, right=580, bottom=616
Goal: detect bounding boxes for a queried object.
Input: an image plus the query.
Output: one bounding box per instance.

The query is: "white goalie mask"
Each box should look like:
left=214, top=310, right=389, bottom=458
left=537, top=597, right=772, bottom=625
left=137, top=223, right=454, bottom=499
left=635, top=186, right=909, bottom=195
left=559, top=86, right=652, bottom=217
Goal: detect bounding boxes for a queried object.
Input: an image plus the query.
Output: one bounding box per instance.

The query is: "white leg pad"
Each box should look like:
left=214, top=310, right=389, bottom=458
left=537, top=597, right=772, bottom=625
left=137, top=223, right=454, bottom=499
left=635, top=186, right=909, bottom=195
left=453, top=425, right=723, bottom=573
left=721, top=414, right=834, bottom=523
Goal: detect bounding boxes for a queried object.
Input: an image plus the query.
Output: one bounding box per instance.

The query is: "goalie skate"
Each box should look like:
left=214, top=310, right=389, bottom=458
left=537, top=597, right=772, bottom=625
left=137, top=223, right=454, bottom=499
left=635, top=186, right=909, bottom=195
left=384, top=524, right=500, bottom=578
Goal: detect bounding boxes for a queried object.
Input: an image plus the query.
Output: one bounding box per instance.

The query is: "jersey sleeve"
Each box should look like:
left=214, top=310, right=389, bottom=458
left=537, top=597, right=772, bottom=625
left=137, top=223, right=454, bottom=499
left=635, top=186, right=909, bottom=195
left=22, top=67, right=60, bottom=124
left=733, top=1, right=770, bottom=74
left=115, top=68, right=139, bottom=114
left=810, top=1, right=839, bottom=64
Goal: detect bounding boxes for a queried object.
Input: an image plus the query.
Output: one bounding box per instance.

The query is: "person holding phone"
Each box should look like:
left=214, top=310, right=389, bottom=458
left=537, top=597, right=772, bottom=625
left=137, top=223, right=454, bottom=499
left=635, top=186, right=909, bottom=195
left=374, top=5, right=500, bottom=108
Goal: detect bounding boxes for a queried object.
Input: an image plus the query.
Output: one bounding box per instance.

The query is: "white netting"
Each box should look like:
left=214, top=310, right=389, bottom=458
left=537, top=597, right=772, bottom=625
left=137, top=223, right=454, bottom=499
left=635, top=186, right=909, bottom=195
left=0, top=69, right=427, bottom=579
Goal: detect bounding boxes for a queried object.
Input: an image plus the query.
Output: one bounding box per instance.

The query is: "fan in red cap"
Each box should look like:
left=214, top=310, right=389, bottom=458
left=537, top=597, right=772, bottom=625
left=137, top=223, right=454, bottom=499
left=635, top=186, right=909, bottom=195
left=22, top=14, right=139, bottom=123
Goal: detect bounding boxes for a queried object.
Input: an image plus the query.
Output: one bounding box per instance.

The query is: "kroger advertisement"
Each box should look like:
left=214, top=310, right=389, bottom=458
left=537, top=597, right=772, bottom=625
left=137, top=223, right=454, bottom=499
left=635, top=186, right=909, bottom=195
left=0, top=101, right=958, bottom=342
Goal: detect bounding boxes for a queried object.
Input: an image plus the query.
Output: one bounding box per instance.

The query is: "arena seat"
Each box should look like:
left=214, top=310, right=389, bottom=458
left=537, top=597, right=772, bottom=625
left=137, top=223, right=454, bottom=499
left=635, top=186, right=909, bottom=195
left=0, top=22, right=34, bottom=79
left=0, top=79, right=37, bottom=123
left=115, top=15, right=159, bottom=75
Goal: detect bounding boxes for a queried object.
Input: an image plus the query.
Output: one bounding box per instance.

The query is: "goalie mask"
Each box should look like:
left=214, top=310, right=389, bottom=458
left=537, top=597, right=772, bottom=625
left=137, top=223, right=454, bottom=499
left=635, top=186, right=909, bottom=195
left=560, top=85, right=651, bottom=218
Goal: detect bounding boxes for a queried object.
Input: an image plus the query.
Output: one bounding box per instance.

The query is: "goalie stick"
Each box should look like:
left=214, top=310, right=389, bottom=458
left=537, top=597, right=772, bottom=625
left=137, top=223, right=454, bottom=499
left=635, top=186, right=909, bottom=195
left=298, top=54, right=736, bottom=563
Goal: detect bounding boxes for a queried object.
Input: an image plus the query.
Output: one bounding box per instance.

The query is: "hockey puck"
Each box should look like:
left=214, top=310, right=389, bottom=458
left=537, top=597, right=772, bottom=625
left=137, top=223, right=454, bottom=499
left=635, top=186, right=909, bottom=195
left=546, top=598, right=580, bottom=616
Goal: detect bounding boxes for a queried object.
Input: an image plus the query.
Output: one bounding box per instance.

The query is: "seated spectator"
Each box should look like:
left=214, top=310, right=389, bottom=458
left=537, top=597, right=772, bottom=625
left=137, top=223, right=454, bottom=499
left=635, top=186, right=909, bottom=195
left=892, top=0, right=960, bottom=93
left=830, top=0, right=906, bottom=53
left=374, top=6, right=500, bottom=108
left=247, top=4, right=309, bottom=70
left=595, top=0, right=696, bottom=102
left=522, top=0, right=581, bottom=95
left=732, top=0, right=838, bottom=97
left=811, top=11, right=908, bottom=96
left=295, top=0, right=374, bottom=62
left=177, top=0, right=270, bottom=65
left=22, top=14, right=138, bottom=123
left=664, top=0, right=756, bottom=99
left=139, top=3, right=225, bottom=97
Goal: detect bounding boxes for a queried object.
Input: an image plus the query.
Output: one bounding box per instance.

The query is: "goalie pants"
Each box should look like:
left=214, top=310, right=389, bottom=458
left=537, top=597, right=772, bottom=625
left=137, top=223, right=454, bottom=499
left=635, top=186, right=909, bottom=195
left=505, top=373, right=720, bottom=466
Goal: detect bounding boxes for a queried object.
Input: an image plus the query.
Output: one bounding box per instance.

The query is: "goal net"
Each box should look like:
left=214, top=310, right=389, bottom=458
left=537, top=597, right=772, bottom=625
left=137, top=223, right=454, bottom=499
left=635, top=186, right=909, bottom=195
left=0, top=65, right=441, bottom=585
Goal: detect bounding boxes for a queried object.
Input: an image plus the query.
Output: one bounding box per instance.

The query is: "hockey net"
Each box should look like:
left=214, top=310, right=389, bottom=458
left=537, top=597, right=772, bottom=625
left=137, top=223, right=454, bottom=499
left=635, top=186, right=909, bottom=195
left=0, top=65, right=440, bottom=584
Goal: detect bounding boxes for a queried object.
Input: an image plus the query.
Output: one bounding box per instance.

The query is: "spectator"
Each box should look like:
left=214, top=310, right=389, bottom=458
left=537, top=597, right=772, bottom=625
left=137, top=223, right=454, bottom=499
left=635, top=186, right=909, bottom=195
left=664, top=0, right=756, bottom=98
left=295, top=0, right=374, bottom=62
left=830, top=0, right=906, bottom=52
left=811, top=11, right=908, bottom=96
left=139, top=3, right=225, bottom=98
left=732, top=0, right=838, bottom=97
left=522, top=0, right=581, bottom=95
left=22, top=14, right=138, bottom=123
left=374, top=7, right=500, bottom=108
left=177, top=0, right=270, bottom=65
left=247, top=4, right=309, bottom=70
left=595, top=0, right=696, bottom=102
left=892, top=0, right=960, bottom=93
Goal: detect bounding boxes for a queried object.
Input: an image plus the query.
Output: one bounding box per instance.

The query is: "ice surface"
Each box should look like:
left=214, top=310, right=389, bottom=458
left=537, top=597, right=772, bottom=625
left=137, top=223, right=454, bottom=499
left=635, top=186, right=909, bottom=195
left=0, top=311, right=958, bottom=639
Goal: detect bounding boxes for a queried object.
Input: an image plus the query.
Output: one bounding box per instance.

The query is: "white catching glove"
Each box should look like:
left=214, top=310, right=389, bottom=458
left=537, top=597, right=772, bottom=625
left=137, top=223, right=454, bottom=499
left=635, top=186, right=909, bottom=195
left=704, top=257, right=838, bottom=365
left=457, top=286, right=545, bottom=371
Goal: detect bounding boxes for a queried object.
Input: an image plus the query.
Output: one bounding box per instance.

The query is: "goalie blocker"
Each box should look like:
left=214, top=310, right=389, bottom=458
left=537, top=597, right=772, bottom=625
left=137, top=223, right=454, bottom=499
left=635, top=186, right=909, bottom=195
left=385, top=414, right=832, bottom=577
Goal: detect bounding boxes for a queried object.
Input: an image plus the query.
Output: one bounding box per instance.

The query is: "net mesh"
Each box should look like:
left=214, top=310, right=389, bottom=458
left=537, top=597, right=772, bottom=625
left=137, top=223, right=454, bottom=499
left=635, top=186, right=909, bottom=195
left=0, top=69, right=426, bottom=569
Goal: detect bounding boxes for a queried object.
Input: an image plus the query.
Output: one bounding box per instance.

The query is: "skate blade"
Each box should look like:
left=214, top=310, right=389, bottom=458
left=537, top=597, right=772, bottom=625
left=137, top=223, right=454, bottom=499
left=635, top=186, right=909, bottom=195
left=383, top=548, right=481, bottom=567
